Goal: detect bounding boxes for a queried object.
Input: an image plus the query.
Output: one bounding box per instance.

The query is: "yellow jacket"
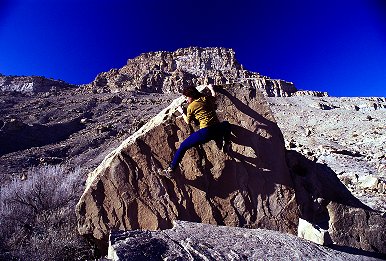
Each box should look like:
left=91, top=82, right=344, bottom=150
left=186, top=96, right=219, bottom=129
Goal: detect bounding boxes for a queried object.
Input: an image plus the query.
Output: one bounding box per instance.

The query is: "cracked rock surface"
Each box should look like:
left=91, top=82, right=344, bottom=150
left=108, top=220, right=385, bottom=261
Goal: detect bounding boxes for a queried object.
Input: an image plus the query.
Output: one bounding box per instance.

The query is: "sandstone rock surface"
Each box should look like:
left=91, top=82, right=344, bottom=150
left=298, top=217, right=332, bottom=245
left=76, top=84, right=298, bottom=251
left=286, top=149, right=386, bottom=254
left=107, top=221, right=385, bottom=261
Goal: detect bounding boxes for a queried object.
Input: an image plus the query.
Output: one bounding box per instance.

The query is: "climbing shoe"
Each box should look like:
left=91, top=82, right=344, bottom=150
left=222, top=140, right=231, bottom=153
left=159, top=167, right=174, bottom=179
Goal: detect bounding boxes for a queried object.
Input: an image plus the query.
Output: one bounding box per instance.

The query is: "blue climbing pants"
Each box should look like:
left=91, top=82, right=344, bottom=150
left=170, top=121, right=230, bottom=170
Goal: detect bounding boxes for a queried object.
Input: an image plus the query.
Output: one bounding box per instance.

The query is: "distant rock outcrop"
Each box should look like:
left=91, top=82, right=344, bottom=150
left=86, top=47, right=301, bottom=97
left=0, top=75, right=74, bottom=93
left=292, top=90, right=328, bottom=97
left=76, top=84, right=299, bottom=252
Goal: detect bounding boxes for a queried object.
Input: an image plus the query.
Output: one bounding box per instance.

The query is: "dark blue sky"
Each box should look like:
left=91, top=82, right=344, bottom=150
left=1, top=0, right=385, bottom=97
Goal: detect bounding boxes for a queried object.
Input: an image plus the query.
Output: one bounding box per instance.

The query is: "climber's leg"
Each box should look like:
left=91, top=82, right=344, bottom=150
left=170, top=127, right=211, bottom=170
left=221, top=121, right=231, bottom=142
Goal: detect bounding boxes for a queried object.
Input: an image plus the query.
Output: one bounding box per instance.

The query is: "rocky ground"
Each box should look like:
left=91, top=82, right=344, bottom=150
left=268, top=96, right=386, bottom=213
left=0, top=87, right=178, bottom=183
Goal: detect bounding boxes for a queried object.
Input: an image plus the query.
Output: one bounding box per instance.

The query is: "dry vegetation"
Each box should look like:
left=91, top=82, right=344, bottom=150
left=0, top=165, right=97, bottom=260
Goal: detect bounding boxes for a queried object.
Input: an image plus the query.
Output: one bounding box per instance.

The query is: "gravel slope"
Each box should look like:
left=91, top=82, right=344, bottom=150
left=268, top=96, right=386, bottom=213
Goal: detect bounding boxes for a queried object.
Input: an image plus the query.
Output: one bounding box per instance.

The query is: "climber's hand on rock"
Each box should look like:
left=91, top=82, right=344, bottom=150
left=177, top=106, right=184, bottom=114
left=207, top=84, right=216, bottom=97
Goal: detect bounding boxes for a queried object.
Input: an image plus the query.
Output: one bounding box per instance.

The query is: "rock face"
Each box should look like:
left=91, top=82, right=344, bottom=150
left=292, top=90, right=329, bottom=97
left=76, top=84, right=298, bottom=251
left=286, top=150, right=386, bottom=254
left=327, top=202, right=386, bottom=254
left=298, top=218, right=332, bottom=245
left=86, top=47, right=300, bottom=97
left=0, top=75, right=74, bottom=93
left=107, top=221, right=385, bottom=261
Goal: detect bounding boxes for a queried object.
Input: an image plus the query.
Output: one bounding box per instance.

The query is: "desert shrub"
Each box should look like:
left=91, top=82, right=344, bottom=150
left=0, top=165, right=97, bottom=260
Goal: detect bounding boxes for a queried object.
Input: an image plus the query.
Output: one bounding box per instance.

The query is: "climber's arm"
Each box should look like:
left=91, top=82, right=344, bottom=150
left=177, top=106, right=189, bottom=124
left=176, top=84, right=216, bottom=124
left=195, top=84, right=216, bottom=97
left=206, top=84, right=216, bottom=97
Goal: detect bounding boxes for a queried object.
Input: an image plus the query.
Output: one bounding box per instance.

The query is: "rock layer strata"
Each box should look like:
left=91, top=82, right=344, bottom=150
left=86, top=47, right=300, bottom=97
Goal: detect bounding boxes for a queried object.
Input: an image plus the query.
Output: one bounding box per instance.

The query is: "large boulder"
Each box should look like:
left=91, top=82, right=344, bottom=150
left=76, top=84, right=298, bottom=251
left=327, top=202, right=386, bottom=254
left=287, top=150, right=386, bottom=254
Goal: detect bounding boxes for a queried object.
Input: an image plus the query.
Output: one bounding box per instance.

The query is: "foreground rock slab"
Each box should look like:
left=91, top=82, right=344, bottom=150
left=107, top=221, right=385, bottom=261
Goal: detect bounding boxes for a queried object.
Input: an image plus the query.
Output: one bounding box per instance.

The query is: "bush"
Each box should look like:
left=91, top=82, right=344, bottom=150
left=0, top=165, right=97, bottom=260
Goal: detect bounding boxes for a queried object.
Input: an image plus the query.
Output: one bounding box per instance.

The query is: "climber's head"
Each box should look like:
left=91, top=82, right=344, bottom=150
left=182, top=86, right=202, bottom=103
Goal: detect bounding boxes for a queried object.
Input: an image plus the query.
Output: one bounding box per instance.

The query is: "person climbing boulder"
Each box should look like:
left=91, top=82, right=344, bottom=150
left=161, top=84, right=231, bottom=178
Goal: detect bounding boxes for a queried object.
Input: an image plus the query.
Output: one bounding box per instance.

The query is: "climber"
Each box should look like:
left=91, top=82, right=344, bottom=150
left=162, top=84, right=231, bottom=178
